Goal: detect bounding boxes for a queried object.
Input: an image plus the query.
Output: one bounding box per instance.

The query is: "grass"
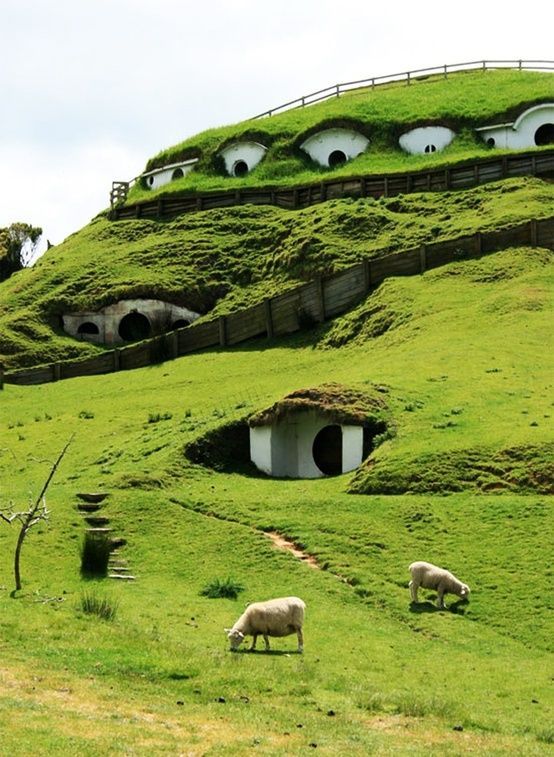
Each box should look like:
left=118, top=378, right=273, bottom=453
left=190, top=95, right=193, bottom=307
left=0, top=239, right=552, bottom=752
left=80, top=591, right=118, bottom=620
left=132, top=69, right=554, bottom=199
left=2, top=176, right=554, bottom=370
left=200, top=576, right=245, bottom=599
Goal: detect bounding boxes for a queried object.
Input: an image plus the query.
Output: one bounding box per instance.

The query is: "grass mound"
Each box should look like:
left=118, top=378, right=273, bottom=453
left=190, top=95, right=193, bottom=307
left=349, top=442, right=554, bottom=494
left=1, top=177, right=554, bottom=370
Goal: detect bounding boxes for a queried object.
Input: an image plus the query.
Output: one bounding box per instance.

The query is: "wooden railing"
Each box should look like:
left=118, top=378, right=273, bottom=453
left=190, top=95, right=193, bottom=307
left=110, top=181, right=130, bottom=207
left=251, top=60, right=554, bottom=119
left=4, top=215, right=554, bottom=387
left=110, top=148, right=554, bottom=221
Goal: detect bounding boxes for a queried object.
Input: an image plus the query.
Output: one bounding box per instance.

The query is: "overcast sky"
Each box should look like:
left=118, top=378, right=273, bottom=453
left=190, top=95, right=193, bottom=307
left=1, top=0, right=552, bottom=255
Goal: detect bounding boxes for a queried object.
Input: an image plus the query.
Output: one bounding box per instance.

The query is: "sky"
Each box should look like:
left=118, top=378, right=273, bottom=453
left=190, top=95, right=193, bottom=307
left=1, top=0, right=552, bottom=258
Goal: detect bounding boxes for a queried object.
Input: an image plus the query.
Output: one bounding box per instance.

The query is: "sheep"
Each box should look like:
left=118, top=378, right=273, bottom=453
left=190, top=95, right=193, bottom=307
left=225, top=596, right=306, bottom=652
left=409, top=561, right=470, bottom=609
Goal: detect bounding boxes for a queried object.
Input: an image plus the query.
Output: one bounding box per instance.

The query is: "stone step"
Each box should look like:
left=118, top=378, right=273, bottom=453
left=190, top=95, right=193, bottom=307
left=86, top=527, right=113, bottom=534
left=76, top=492, right=109, bottom=504
left=84, top=515, right=111, bottom=527
left=108, top=573, right=136, bottom=580
left=77, top=502, right=102, bottom=513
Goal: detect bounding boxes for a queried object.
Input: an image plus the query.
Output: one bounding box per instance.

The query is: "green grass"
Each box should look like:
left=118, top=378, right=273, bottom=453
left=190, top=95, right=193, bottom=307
left=130, top=69, right=554, bottom=200
left=2, top=176, right=554, bottom=369
left=0, top=240, right=552, bottom=752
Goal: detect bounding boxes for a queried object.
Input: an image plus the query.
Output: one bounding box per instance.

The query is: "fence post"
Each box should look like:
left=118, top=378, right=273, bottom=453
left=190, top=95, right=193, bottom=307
left=170, top=330, right=178, bottom=359
left=363, top=260, right=372, bottom=291
left=157, top=198, right=164, bottom=219
left=419, top=245, right=427, bottom=273
left=0, top=363, right=4, bottom=390
left=52, top=363, right=61, bottom=382
left=383, top=177, right=389, bottom=197
left=264, top=299, right=274, bottom=339
left=113, top=349, right=120, bottom=372
left=530, top=219, right=538, bottom=246
left=218, top=316, right=227, bottom=347
left=315, top=276, right=326, bottom=321
left=475, top=232, right=483, bottom=255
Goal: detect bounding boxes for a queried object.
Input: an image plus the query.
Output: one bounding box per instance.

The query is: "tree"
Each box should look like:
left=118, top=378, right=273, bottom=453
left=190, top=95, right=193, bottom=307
left=0, top=222, right=42, bottom=282
left=0, top=437, right=72, bottom=592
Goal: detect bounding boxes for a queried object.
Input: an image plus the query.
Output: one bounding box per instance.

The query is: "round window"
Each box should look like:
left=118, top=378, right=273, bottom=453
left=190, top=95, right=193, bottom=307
left=172, top=167, right=184, bottom=180
left=328, top=150, right=347, bottom=168
left=148, top=176, right=154, bottom=186
left=77, top=322, right=99, bottom=335
left=424, top=144, right=437, bottom=153
left=233, top=160, right=249, bottom=177
left=486, top=137, right=496, bottom=148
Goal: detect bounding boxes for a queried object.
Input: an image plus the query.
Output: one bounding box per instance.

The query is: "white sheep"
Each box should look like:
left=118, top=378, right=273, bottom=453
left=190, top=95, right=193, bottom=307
left=409, top=561, right=470, bottom=609
left=225, top=596, right=306, bottom=652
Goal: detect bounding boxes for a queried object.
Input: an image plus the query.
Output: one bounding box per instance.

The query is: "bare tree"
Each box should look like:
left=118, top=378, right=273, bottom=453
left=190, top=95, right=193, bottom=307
left=0, top=437, right=72, bottom=592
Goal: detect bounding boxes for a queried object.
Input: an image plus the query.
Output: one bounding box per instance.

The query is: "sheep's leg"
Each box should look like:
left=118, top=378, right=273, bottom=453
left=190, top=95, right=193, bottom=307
left=409, top=580, right=419, bottom=603
left=436, top=588, right=446, bottom=609
left=263, top=634, right=270, bottom=651
left=296, top=628, right=304, bottom=653
left=250, top=634, right=258, bottom=651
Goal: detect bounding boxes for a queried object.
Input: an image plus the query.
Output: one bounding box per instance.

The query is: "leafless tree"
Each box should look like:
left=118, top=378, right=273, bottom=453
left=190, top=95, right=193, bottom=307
left=0, top=437, right=72, bottom=592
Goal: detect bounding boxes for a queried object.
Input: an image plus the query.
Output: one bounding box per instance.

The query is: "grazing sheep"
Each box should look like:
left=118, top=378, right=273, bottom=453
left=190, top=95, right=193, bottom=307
left=225, top=596, right=306, bottom=652
left=409, top=561, right=470, bottom=609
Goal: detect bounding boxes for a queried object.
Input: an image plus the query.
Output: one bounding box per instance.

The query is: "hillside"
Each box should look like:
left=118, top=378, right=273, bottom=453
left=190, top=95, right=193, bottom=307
left=0, top=65, right=553, bottom=754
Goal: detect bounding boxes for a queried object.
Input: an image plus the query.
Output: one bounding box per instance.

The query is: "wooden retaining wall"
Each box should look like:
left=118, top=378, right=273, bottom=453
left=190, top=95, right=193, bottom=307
left=4, top=215, right=554, bottom=388
left=110, top=149, right=554, bottom=219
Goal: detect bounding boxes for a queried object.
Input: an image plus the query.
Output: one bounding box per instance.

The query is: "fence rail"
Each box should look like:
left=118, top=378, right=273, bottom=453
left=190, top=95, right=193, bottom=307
left=110, top=148, right=554, bottom=218
left=3, top=215, right=554, bottom=387
left=251, top=60, right=554, bottom=119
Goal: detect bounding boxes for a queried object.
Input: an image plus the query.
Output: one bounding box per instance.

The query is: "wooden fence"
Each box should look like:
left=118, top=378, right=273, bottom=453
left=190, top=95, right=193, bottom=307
left=4, top=215, right=554, bottom=387
left=251, top=59, right=554, bottom=119
left=110, top=148, right=554, bottom=218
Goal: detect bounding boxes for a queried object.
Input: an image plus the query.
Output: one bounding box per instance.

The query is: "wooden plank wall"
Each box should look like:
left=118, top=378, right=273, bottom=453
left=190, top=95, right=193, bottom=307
left=5, top=215, right=554, bottom=386
left=111, top=149, right=554, bottom=221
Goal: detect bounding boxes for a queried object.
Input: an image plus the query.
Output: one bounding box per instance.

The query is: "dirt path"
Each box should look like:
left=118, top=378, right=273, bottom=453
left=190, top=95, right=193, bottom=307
left=264, top=531, right=321, bottom=569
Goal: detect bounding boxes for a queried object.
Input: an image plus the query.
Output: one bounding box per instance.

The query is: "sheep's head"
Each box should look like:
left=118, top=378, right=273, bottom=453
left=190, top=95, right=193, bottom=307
left=459, top=584, right=470, bottom=599
left=225, top=627, right=245, bottom=651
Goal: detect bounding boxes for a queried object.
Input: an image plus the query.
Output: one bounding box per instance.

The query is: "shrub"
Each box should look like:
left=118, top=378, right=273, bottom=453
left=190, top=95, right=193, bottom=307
left=80, top=532, right=112, bottom=577
left=200, top=577, right=244, bottom=599
left=80, top=591, right=118, bottom=621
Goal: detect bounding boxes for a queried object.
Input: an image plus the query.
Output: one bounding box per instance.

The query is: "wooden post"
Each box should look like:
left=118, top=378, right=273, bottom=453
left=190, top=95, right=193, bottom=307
left=264, top=299, right=274, bottom=339
left=444, top=168, right=451, bottom=189
left=135, top=204, right=142, bottom=219
left=383, top=177, right=389, bottom=197
left=419, top=245, right=427, bottom=273
left=52, top=363, right=61, bottom=382
left=320, top=183, right=327, bottom=201
left=113, top=349, right=120, bottom=372
left=157, top=198, right=164, bottom=219
left=196, top=197, right=203, bottom=211
left=360, top=177, right=367, bottom=197
left=315, top=276, right=325, bottom=321
left=530, top=219, right=538, bottom=246
left=0, top=363, right=4, bottom=391
left=218, top=316, right=227, bottom=347
left=502, top=156, right=508, bottom=177
left=363, top=260, right=372, bottom=291
left=475, top=232, right=483, bottom=255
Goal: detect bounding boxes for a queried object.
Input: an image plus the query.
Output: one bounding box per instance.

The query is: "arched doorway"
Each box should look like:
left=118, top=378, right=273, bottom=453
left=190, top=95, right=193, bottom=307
left=118, top=312, right=151, bottom=342
left=312, top=424, right=342, bottom=476
left=535, top=123, right=554, bottom=146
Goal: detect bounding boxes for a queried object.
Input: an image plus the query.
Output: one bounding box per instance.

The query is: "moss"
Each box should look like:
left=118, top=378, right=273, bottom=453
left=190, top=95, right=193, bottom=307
left=248, top=382, right=390, bottom=427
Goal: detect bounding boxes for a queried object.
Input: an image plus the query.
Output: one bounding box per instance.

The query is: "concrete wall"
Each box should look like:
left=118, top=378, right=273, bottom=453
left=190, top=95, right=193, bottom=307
left=249, top=410, right=364, bottom=478
left=63, top=299, right=200, bottom=345
left=476, top=104, right=554, bottom=149
left=219, top=142, right=267, bottom=176
left=399, top=126, right=455, bottom=154
left=143, top=159, right=198, bottom=190
left=300, top=128, right=369, bottom=167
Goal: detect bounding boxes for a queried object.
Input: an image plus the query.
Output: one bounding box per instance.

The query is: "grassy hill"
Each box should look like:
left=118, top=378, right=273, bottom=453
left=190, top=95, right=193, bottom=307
left=0, top=66, right=553, bottom=754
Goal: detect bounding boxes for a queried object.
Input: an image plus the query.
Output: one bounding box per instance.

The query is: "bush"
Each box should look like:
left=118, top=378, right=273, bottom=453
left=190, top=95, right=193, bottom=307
left=200, top=577, right=244, bottom=599
left=80, top=532, right=112, bottom=577
left=80, top=591, right=118, bottom=621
